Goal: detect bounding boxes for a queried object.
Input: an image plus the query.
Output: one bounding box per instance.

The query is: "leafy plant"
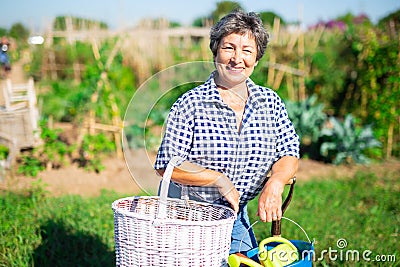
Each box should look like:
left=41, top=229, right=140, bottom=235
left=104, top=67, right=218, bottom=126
left=38, top=122, right=74, bottom=169
left=17, top=121, right=73, bottom=176
left=77, top=133, right=116, bottom=172
left=0, top=144, right=9, bottom=160
left=285, top=95, right=326, bottom=159
left=319, top=114, right=381, bottom=164
left=17, top=155, right=45, bottom=177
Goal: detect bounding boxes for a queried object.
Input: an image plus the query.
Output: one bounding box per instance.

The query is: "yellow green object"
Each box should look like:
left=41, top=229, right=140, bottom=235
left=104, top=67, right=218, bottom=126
left=228, top=236, right=299, bottom=267
left=258, top=237, right=298, bottom=267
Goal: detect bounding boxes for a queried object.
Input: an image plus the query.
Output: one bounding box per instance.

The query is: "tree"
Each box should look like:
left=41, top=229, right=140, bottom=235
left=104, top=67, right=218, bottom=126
left=377, top=9, right=399, bottom=32
left=211, top=1, right=243, bottom=23
left=9, top=22, right=29, bottom=41
left=258, top=11, right=286, bottom=27
left=0, top=27, right=8, bottom=37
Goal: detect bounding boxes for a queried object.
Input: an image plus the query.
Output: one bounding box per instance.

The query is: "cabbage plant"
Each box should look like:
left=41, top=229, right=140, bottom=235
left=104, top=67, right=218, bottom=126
left=320, top=114, right=381, bottom=164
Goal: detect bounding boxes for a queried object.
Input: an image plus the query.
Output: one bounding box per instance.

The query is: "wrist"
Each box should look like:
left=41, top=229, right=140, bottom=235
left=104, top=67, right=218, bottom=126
left=264, top=177, right=285, bottom=193
left=213, top=174, right=235, bottom=196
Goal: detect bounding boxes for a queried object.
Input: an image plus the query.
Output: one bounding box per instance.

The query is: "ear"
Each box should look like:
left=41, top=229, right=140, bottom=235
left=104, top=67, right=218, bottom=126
left=255, top=61, right=259, bottom=66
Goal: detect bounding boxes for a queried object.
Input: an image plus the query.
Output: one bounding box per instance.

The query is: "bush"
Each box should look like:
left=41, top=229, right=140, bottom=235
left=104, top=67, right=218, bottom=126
left=319, top=114, right=381, bottom=164
left=286, top=95, right=326, bottom=159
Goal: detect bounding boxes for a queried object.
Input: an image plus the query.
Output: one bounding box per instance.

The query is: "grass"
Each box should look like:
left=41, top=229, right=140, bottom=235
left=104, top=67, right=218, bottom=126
left=0, top=171, right=399, bottom=267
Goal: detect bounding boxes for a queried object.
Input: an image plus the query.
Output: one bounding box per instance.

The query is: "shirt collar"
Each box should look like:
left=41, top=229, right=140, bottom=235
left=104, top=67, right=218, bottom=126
left=202, top=71, right=267, bottom=106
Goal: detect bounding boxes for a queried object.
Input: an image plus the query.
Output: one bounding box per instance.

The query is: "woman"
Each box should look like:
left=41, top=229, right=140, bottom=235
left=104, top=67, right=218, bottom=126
left=154, top=10, right=299, bottom=254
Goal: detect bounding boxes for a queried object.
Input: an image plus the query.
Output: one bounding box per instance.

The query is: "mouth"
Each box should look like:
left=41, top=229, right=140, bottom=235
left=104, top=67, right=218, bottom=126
left=226, top=65, right=245, bottom=74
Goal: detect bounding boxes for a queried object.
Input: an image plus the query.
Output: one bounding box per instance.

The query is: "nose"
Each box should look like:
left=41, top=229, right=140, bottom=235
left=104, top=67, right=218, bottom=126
left=231, top=49, right=243, bottom=63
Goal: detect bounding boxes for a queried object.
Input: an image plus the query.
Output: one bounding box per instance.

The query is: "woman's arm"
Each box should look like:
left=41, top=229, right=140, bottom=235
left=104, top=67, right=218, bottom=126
left=257, top=155, right=298, bottom=222
left=156, top=161, right=240, bottom=213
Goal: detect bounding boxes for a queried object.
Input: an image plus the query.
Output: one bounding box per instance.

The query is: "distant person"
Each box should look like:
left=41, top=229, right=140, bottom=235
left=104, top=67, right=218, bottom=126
left=1, top=36, right=11, bottom=78
left=154, top=10, right=300, bottom=254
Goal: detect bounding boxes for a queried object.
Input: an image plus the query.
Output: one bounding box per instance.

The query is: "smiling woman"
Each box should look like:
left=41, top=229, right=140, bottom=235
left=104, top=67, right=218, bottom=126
left=154, top=10, right=300, bottom=255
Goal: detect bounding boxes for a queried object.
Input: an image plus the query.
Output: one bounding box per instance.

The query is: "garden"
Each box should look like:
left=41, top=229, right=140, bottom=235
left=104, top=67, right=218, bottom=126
left=0, top=1, right=399, bottom=266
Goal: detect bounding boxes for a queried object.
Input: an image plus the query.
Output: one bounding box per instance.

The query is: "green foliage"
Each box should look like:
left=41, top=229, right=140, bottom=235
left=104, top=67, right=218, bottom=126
left=9, top=22, right=30, bottom=42
left=258, top=11, right=286, bottom=26
left=211, top=1, right=243, bottom=23
left=40, top=81, right=83, bottom=122
left=320, top=114, right=381, bottom=164
left=77, top=133, right=116, bottom=173
left=306, top=17, right=399, bottom=157
left=38, top=122, right=73, bottom=168
left=285, top=95, right=326, bottom=159
left=377, top=9, right=400, bottom=29
left=17, top=155, right=45, bottom=177
left=0, top=27, right=7, bottom=37
left=0, top=144, right=9, bottom=160
left=0, top=188, right=120, bottom=267
left=17, top=122, right=73, bottom=177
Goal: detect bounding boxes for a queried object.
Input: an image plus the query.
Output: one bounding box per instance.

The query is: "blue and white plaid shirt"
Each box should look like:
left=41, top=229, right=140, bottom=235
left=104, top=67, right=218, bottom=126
left=154, top=72, right=299, bottom=206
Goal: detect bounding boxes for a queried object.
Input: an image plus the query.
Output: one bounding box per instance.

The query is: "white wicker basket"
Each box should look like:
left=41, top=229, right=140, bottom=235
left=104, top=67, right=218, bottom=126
left=112, top=157, right=236, bottom=267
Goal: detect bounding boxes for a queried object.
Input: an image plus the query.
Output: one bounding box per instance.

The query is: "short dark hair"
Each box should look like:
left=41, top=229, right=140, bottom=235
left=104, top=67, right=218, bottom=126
left=209, top=11, right=270, bottom=61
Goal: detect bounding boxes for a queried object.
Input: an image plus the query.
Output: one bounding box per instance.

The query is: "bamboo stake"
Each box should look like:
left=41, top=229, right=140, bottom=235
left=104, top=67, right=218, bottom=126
left=298, top=27, right=306, bottom=100
left=273, top=69, right=285, bottom=90
left=267, top=53, right=276, bottom=86
left=267, top=17, right=280, bottom=87
left=286, top=74, right=295, bottom=101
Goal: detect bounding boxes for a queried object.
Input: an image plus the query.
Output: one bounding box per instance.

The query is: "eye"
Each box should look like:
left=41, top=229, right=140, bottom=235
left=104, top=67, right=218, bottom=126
left=222, top=46, right=234, bottom=51
left=243, top=49, right=253, bottom=54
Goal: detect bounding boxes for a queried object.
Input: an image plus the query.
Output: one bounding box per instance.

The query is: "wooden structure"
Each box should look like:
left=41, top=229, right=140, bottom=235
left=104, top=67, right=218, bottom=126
left=76, top=40, right=124, bottom=159
left=0, top=77, right=40, bottom=169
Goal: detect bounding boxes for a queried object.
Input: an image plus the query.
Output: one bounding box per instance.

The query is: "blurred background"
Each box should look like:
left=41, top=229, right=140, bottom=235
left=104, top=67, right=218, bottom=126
left=0, top=1, right=399, bottom=266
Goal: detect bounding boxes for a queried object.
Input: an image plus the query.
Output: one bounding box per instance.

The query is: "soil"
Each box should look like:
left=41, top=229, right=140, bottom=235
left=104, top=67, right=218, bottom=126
left=1, top=53, right=400, bottom=197
left=3, top=153, right=400, bottom=197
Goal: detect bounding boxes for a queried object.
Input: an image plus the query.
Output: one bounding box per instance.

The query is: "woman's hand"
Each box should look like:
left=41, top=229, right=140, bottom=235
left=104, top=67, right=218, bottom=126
left=257, top=178, right=285, bottom=222
left=214, top=174, right=240, bottom=213
left=257, top=156, right=299, bottom=222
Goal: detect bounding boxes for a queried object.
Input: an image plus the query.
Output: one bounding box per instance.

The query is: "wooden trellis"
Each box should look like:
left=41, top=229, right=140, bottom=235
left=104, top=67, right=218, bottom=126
left=266, top=18, right=324, bottom=101
left=77, top=38, right=124, bottom=159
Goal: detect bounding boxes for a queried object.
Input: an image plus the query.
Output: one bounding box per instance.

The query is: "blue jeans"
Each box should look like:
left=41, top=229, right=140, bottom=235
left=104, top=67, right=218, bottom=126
left=230, top=205, right=258, bottom=254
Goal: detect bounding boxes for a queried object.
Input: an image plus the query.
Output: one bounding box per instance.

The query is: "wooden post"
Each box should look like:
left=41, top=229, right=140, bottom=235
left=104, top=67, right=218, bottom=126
left=267, top=53, right=276, bottom=87
left=48, top=50, right=58, bottom=80
left=286, top=74, right=295, bottom=101
left=298, top=27, right=306, bottom=100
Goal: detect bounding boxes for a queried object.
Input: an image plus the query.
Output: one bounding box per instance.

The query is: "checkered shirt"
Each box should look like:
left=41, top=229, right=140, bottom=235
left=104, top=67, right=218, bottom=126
left=154, top=72, right=299, bottom=206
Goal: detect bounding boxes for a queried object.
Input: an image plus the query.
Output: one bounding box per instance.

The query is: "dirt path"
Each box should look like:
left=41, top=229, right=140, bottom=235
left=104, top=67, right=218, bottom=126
left=4, top=149, right=400, bottom=197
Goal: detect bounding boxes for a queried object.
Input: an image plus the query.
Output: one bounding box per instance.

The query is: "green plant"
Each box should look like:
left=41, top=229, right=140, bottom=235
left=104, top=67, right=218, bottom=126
left=17, top=155, right=45, bottom=177
left=285, top=95, right=326, bottom=159
left=39, top=123, right=73, bottom=168
left=78, top=133, right=116, bottom=172
left=0, top=144, right=9, bottom=160
left=319, top=114, right=381, bottom=164
left=17, top=122, right=73, bottom=176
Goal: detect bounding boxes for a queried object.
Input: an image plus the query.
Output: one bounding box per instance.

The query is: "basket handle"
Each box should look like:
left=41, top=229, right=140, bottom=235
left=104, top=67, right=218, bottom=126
left=157, top=156, right=182, bottom=219
left=271, top=177, right=296, bottom=236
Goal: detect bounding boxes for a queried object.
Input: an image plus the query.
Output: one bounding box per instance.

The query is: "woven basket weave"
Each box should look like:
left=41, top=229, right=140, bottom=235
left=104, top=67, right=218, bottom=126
left=112, top=157, right=236, bottom=267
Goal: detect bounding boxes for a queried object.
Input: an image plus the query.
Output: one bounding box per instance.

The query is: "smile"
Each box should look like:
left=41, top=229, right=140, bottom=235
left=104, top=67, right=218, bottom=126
left=226, top=65, right=245, bottom=73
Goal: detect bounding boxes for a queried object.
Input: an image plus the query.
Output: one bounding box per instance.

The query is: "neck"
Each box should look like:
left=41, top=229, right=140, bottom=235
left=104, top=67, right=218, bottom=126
left=214, top=73, right=248, bottom=99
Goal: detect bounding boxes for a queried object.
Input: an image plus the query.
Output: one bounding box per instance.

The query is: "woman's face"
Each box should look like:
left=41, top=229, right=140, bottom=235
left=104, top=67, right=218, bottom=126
left=214, top=32, right=258, bottom=87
